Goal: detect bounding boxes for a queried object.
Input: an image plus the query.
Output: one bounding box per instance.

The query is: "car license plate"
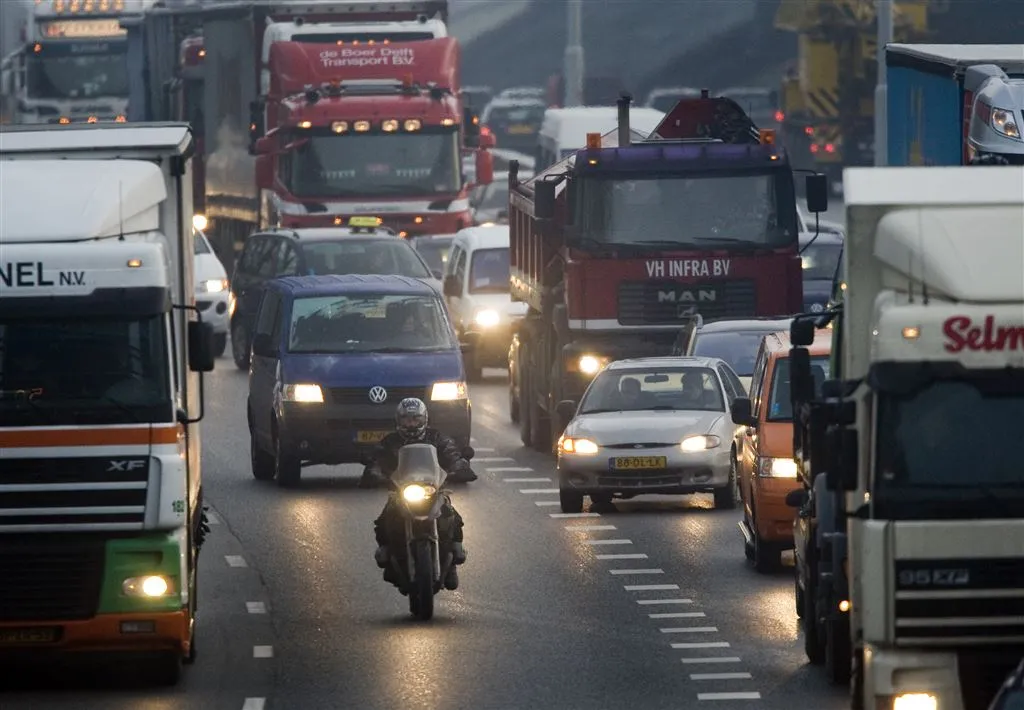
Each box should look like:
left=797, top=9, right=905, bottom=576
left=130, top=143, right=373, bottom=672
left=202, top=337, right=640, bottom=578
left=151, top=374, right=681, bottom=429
left=0, top=627, right=58, bottom=645
left=610, top=456, right=667, bottom=470
left=507, top=124, right=534, bottom=134
left=355, top=431, right=388, bottom=444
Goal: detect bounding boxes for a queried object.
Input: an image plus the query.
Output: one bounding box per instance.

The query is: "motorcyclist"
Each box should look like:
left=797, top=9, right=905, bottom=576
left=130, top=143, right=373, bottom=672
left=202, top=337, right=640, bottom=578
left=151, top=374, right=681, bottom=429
left=359, top=398, right=474, bottom=590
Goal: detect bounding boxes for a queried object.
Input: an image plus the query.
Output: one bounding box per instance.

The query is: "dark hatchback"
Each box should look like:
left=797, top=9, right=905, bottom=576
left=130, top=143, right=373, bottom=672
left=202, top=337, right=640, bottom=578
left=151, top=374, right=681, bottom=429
left=481, top=99, right=547, bottom=154
left=247, top=274, right=471, bottom=487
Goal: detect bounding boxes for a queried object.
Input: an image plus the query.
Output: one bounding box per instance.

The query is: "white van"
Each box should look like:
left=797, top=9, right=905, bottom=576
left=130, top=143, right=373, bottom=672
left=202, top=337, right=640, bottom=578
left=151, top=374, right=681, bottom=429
left=535, top=106, right=666, bottom=170
left=441, top=225, right=526, bottom=380
left=194, top=229, right=230, bottom=357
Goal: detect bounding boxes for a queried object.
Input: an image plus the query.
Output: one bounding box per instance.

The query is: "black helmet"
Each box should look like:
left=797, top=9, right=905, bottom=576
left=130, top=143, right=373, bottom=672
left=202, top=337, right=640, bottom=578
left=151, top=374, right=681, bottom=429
left=395, top=398, right=428, bottom=441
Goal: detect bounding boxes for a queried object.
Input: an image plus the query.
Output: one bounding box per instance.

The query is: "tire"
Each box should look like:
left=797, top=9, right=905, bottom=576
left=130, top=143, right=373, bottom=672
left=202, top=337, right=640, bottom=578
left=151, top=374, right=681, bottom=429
left=519, top=363, right=533, bottom=447
left=250, top=426, right=275, bottom=481
left=463, top=349, right=483, bottom=383
left=715, top=456, right=738, bottom=510
left=529, top=397, right=551, bottom=453
left=274, top=427, right=302, bottom=488
left=230, top=319, right=250, bottom=370
left=752, top=507, right=782, bottom=573
left=212, top=332, right=227, bottom=358
left=803, top=583, right=825, bottom=665
left=559, top=487, right=584, bottom=513
left=850, top=647, right=865, bottom=710
left=795, top=569, right=805, bottom=619
left=183, top=547, right=198, bottom=665
left=825, top=617, right=852, bottom=685
left=410, top=541, right=434, bottom=621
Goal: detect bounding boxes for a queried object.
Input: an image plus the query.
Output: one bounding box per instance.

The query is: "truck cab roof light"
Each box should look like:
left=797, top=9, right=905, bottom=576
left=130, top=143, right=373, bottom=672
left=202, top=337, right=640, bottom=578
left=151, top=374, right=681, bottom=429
left=354, top=120, right=370, bottom=132
left=382, top=119, right=398, bottom=132
left=586, top=132, right=602, bottom=149
left=331, top=121, right=348, bottom=133
left=404, top=119, right=421, bottom=131
left=127, top=259, right=143, bottom=268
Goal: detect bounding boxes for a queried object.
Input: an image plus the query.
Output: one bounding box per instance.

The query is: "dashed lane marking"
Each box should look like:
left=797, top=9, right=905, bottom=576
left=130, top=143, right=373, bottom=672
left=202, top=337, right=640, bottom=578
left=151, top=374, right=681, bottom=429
left=242, top=699, right=266, bottom=710
left=566, top=524, right=616, bottom=531
left=246, top=601, right=267, bottom=614
left=582, top=538, right=633, bottom=546
left=650, top=612, right=706, bottom=619
left=625, top=584, right=679, bottom=591
left=488, top=467, right=534, bottom=472
left=519, top=488, right=559, bottom=494
left=225, top=555, right=247, bottom=568
left=253, top=645, right=274, bottom=658
left=504, top=477, right=551, bottom=483
left=671, top=642, right=731, bottom=649
left=597, top=553, right=647, bottom=560
left=609, top=568, right=664, bottom=575
left=636, top=598, right=692, bottom=605
left=549, top=512, right=601, bottom=518
left=476, top=457, right=515, bottom=463
left=660, top=627, right=719, bottom=633
left=690, top=673, right=752, bottom=681
left=681, top=657, right=742, bottom=665
left=473, top=447, right=496, bottom=453
left=534, top=501, right=560, bottom=506
left=206, top=511, right=221, bottom=524
left=697, top=692, right=762, bottom=701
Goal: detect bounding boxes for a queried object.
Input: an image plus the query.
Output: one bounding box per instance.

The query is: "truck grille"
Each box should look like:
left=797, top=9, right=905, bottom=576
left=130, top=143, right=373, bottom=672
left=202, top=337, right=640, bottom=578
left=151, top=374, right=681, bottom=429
left=0, top=457, right=149, bottom=531
left=0, top=539, right=105, bottom=621
left=893, top=558, right=1024, bottom=645
left=617, top=280, right=757, bottom=325
left=329, top=386, right=427, bottom=405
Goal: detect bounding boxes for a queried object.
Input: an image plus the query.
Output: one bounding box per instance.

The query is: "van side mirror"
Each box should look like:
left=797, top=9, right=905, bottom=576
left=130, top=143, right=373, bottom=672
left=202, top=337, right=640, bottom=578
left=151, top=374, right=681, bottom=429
left=730, top=397, right=756, bottom=427
left=188, top=320, right=216, bottom=372
left=556, top=399, right=577, bottom=421
left=785, top=488, right=808, bottom=508
left=790, top=317, right=816, bottom=346
left=443, top=275, right=460, bottom=297
left=790, top=348, right=814, bottom=405
left=805, top=173, right=829, bottom=213
left=475, top=149, right=494, bottom=186
left=535, top=180, right=557, bottom=220
left=251, top=332, right=274, bottom=358
left=825, top=427, right=858, bottom=491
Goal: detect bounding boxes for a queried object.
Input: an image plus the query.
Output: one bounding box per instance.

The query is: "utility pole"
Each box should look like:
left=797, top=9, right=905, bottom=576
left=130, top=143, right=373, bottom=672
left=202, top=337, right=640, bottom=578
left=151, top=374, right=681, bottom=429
left=874, top=0, right=893, bottom=165
left=563, top=0, right=584, bottom=107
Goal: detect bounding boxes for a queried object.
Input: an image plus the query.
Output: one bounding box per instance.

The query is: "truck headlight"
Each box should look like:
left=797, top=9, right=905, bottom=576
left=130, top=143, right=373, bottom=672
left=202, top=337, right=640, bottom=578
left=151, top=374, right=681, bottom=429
left=577, top=354, right=609, bottom=375
left=282, top=384, right=324, bottom=403
left=474, top=309, right=500, bottom=327
left=680, top=434, right=720, bottom=452
left=758, top=457, right=798, bottom=478
left=122, top=575, right=174, bottom=598
left=431, top=381, right=467, bottom=401
left=192, top=214, right=208, bottom=231
left=892, top=693, right=937, bottom=710
left=198, top=278, right=229, bottom=294
left=990, top=107, right=1021, bottom=140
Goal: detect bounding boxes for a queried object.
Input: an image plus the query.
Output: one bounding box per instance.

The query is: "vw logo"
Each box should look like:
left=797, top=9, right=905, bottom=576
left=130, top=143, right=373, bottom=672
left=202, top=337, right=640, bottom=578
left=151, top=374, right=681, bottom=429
left=810, top=302, right=824, bottom=313
left=368, top=386, right=388, bottom=404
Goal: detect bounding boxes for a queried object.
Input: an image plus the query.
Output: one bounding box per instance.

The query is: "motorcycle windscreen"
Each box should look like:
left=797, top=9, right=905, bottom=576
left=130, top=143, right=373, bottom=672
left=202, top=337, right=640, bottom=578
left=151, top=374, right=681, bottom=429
left=394, top=444, right=444, bottom=487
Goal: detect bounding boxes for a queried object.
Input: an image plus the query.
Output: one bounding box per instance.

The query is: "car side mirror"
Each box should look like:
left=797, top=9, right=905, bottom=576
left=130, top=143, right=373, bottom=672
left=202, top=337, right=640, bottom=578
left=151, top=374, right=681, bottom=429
left=556, top=399, right=577, bottom=421
left=443, top=275, right=460, bottom=297
left=805, top=173, right=829, bottom=213
left=251, top=332, right=274, bottom=358
left=187, top=321, right=216, bottom=372
left=785, top=489, right=808, bottom=508
left=730, top=397, right=756, bottom=427
left=461, top=446, right=475, bottom=460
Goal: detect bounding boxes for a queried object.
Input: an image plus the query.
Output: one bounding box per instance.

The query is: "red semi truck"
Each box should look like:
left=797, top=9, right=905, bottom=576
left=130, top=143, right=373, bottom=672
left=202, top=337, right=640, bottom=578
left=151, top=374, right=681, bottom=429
left=507, top=93, right=828, bottom=453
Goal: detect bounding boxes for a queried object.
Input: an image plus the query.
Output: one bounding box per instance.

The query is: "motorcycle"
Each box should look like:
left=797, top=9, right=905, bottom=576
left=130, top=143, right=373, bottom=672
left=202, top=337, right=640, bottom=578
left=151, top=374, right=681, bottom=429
left=384, top=442, right=474, bottom=620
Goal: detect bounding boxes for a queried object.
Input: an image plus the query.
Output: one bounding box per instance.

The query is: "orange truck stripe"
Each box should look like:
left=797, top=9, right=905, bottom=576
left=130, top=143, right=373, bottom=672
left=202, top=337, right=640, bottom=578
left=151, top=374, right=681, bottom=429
left=0, top=425, right=181, bottom=449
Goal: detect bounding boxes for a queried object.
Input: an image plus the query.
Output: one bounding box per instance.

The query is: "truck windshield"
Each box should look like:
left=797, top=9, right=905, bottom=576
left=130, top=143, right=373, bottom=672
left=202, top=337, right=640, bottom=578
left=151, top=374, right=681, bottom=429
left=468, top=248, right=509, bottom=294
left=875, top=375, right=1024, bottom=519
left=284, top=128, right=461, bottom=198
left=0, top=317, right=172, bottom=426
left=288, top=294, right=455, bottom=354
left=27, top=44, right=128, bottom=100
left=577, top=172, right=797, bottom=249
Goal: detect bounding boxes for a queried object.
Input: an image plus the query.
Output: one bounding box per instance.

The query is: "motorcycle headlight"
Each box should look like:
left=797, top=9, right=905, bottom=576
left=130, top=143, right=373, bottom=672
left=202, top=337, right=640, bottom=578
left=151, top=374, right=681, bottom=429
left=402, top=484, right=436, bottom=503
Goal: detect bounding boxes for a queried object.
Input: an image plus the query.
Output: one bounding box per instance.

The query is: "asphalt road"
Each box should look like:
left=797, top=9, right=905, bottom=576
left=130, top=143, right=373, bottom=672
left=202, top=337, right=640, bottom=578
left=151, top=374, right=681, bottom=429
left=0, top=356, right=849, bottom=710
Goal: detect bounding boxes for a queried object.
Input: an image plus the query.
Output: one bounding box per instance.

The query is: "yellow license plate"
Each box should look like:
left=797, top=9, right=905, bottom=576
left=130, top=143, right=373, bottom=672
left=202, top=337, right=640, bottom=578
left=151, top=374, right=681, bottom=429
left=611, top=456, right=667, bottom=470
left=0, top=627, right=59, bottom=645
left=355, top=430, right=388, bottom=443
left=507, top=124, right=534, bottom=134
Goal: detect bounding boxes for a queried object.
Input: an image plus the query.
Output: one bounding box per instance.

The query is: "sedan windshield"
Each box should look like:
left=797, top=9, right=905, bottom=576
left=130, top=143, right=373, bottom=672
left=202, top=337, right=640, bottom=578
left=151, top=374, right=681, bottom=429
left=284, top=129, right=460, bottom=198
left=302, top=240, right=432, bottom=279
left=692, top=329, right=786, bottom=377
left=288, top=294, right=454, bottom=354
left=801, top=242, right=843, bottom=280
left=581, top=367, right=724, bottom=414
left=0, top=317, right=171, bottom=426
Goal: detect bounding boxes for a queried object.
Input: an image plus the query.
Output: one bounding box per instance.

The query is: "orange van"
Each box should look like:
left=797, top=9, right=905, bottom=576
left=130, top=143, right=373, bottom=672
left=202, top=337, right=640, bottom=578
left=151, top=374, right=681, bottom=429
left=730, top=328, right=831, bottom=572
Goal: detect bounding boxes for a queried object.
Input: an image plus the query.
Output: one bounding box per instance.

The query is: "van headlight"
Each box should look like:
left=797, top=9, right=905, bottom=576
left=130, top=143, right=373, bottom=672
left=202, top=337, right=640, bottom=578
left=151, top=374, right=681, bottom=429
left=198, top=278, right=229, bottom=294
left=757, top=457, right=798, bottom=478
left=282, top=384, right=324, bottom=403
left=431, top=381, right=467, bottom=401
left=474, top=309, right=500, bottom=327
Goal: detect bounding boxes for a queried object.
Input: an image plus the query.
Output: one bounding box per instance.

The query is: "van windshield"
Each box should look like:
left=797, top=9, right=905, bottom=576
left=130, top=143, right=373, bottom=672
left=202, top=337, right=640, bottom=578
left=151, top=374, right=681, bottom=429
left=766, top=356, right=831, bottom=421
left=468, top=248, right=509, bottom=294
left=288, top=294, right=455, bottom=353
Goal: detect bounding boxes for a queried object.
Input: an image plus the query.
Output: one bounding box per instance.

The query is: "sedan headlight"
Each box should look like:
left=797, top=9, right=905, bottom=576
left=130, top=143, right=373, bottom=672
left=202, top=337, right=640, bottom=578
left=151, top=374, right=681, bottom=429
left=282, top=384, right=324, bottom=403
left=559, top=436, right=599, bottom=455
left=122, top=575, right=174, bottom=598
left=198, top=278, right=229, bottom=294
left=680, top=434, right=721, bottom=452
left=892, top=693, right=937, bottom=710
left=431, top=381, right=468, bottom=401
left=474, top=309, right=500, bottom=328
left=758, top=457, right=798, bottom=478
left=401, top=483, right=436, bottom=504
left=990, top=106, right=1021, bottom=140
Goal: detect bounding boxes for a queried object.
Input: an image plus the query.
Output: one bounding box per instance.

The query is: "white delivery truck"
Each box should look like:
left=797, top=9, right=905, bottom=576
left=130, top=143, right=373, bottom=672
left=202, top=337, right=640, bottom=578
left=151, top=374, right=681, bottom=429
left=0, top=122, right=214, bottom=684
left=788, top=165, right=1024, bottom=709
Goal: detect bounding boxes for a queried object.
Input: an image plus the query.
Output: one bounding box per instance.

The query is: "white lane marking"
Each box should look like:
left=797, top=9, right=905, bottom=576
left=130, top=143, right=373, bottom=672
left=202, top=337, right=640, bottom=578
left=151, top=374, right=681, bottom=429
left=206, top=511, right=221, bottom=525
left=504, top=477, right=551, bottom=483
left=650, top=612, right=706, bottom=619
left=473, top=447, right=496, bottom=453
left=488, top=466, right=534, bottom=472
left=246, top=601, right=267, bottom=614
left=566, top=524, right=616, bottom=531
left=253, top=645, right=274, bottom=658
left=519, top=488, right=559, bottom=494
left=660, top=627, right=718, bottom=633
left=637, top=598, right=692, bottom=605
left=582, top=539, right=632, bottom=546
left=609, top=568, right=664, bottom=575
left=225, top=555, right=247, bottom=568
left=242, top=699, right=267, bottom=710
left=671, top=642, right=731, bottom=649
left=596, top=553, right=647, bottom=560
left=549, top=512, right=601, bottom=518
left=690, top=673, right=752, bottom=681
left=681, top=657, right=742, bottom=665
left=477, top=458, right=516, bottom=463
left=625, top=584, right=679, bottom=591
left=697, top=692, right=762, bottom=701
left=534, top=501, right=560, bottom=506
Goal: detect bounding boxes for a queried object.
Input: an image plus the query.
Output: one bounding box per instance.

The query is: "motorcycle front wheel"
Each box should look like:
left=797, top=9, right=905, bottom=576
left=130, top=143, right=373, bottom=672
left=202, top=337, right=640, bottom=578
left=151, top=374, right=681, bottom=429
left=408, top=540, right=435, bottom=621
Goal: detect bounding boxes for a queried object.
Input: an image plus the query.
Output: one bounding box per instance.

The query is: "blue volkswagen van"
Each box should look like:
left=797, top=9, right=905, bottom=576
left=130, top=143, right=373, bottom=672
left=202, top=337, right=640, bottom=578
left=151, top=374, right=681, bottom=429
left=246, top=274, right=472, bottom=486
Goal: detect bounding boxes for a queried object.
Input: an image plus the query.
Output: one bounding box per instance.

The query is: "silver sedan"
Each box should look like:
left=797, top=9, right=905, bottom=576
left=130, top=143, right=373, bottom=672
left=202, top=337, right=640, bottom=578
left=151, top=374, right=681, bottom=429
left=555, top=356, right=744, bottom=513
